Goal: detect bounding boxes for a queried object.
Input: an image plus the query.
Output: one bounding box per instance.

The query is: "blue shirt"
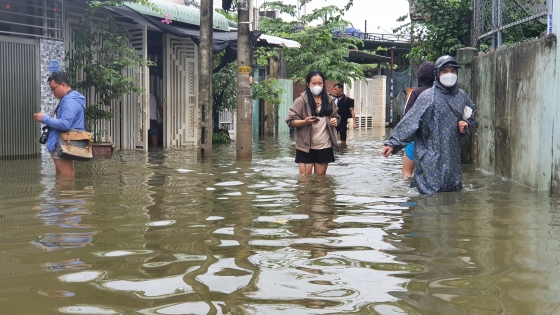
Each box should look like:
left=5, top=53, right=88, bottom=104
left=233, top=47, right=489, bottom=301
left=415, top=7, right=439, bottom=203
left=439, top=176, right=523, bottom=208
left=41, top=90, right=86, bottom=152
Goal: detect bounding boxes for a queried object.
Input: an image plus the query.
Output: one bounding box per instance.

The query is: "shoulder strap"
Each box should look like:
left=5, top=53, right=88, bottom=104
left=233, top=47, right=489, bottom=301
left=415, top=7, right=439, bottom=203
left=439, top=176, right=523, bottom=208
left=52, top=100, right=62, bottom=118
left=82, top=105, right=86, bottom=130
left=439, top=91, right=462, bottom=121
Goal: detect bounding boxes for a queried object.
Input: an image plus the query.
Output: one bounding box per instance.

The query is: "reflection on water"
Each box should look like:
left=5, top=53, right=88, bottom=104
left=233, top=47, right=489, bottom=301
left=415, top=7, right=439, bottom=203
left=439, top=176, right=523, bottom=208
left=1, top=128, right=560, bottom=314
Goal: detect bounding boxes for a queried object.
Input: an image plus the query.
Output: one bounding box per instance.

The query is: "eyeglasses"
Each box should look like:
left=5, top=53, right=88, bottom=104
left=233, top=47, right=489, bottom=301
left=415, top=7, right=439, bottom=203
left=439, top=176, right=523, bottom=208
left=50, top=83, right=61, bottom=92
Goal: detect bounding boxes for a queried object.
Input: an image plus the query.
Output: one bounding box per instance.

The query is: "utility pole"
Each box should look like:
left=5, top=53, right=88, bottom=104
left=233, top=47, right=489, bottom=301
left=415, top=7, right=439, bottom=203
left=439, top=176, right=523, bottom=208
left=389, top=47, right=394, bottom=126
left=198, top=0, right=213, bottom=159
left=236, top=0, right=253, bottom=160
left=547, top=0, right=553, bottom=35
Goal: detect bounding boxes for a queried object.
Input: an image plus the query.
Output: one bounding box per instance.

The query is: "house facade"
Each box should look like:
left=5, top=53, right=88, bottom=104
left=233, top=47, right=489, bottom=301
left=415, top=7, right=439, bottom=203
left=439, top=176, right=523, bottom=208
left=0, top=0, right=233, bottom=159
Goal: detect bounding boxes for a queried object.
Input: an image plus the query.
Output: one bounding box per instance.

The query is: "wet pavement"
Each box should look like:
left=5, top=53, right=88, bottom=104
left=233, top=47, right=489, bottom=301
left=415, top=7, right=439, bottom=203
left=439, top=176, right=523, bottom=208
left=1, top=128, right=560, bottom=314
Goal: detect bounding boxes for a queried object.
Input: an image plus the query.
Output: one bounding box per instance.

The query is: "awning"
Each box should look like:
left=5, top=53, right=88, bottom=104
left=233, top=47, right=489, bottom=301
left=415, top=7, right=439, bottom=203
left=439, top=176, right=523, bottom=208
left=257, top=34, right=301, bottom=48
left=348, top=50, right=391, bottom=64
left=123, top=0, right=230, bottom=31
left=107, top=6, right=243, bottom=53
left=107, top=6, right=301, bottom=73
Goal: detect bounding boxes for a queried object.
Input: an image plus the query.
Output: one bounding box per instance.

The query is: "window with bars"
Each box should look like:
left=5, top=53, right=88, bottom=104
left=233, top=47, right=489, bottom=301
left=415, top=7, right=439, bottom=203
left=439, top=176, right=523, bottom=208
left=0, top=0, right=63, bottom=39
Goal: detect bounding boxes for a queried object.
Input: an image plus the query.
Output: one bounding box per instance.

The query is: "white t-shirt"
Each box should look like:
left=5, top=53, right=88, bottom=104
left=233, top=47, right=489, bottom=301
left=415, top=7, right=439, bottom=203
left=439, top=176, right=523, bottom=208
left=150, top=93, right=158, bottom=120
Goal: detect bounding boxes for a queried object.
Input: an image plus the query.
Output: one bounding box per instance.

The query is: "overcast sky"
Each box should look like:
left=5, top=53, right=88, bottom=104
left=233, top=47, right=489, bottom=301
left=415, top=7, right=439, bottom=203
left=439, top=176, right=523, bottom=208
left=292, top=0, right=410, bottom=33
left=213, top=0, right=410, bottom=33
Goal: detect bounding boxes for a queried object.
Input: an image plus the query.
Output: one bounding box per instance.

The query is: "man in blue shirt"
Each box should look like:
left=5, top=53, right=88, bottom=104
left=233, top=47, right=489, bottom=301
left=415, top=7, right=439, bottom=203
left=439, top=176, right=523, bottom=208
left=34, top=72, right=86, bottom=176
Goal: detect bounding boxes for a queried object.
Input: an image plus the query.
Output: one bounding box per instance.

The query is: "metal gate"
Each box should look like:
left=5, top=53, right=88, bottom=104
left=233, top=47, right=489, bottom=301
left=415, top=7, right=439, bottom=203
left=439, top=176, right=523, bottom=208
left=0, top=35, right=40, bottom=159
left=119, top=25, right=149, bottom=151
left=350, top=77, right=387, bottom=128
left=277, top=79, right=294, bottom=134
left=163, top=34, right=198, bottom=147
left=66, top=19, right=149, bottom=151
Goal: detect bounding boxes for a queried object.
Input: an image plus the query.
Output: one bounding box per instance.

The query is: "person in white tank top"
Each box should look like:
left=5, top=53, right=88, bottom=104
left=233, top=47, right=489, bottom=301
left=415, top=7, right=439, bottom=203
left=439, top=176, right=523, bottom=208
left=148, top=93, right=162, bottom=147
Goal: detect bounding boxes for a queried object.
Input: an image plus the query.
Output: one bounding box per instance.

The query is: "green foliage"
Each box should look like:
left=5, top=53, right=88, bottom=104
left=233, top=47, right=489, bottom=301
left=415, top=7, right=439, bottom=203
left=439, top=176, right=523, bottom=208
left=212, top=0, right=239, bottom=123
left=477, top=0, right=545, bottom=49
left=216, top=8, right=238, bottom=22
left=259, top=0, right=364, bottom=84
left=252, top=78, right=285, bottom=108
left=212, top=46, right=286, bottom=122
left=90, top=0, right=164, bottom=16
left=251, top=48, right=285, bottom=107
left=395, top=0, right=472, bottom=62
left=67, top=4, right=154, bottom=143
left=212, top=52, right=238, bottom=115
left=395, top=0, right=546, bottom=61
left=212, top=131, right=232, bottom=144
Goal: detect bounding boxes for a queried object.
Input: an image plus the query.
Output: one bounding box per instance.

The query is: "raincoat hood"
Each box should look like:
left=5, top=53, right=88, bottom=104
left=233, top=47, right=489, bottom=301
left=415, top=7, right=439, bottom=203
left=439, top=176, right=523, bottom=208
left=417, top=61, right=435, bottom=87
left=434, top=80, right=459, bottom=94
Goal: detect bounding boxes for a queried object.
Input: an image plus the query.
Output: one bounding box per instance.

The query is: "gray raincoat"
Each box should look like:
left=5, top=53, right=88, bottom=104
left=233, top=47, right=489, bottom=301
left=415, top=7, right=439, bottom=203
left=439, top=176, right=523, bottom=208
left=385, top=81, right=476, bottom=194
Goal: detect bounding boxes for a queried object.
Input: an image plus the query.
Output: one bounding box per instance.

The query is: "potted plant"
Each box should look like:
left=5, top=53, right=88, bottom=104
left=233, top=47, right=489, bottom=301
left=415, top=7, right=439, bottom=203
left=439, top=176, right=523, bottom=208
left=67, top=3, right=153, bottom=157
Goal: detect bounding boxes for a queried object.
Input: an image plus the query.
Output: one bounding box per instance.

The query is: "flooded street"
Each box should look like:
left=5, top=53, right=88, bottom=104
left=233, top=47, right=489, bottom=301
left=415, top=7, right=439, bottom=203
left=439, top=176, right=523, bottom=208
left=1, top=128, right=560, bottom=315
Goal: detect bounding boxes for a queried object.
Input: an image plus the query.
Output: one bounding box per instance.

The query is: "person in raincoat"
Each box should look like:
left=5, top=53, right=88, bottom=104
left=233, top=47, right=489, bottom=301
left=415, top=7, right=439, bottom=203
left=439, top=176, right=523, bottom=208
left=381, top=55, right=476, bottom=194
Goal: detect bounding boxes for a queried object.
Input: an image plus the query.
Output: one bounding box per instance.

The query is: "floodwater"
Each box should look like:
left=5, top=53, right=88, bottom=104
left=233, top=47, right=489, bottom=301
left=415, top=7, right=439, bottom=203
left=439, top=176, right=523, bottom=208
left=1, top=128, right=560, bottom=315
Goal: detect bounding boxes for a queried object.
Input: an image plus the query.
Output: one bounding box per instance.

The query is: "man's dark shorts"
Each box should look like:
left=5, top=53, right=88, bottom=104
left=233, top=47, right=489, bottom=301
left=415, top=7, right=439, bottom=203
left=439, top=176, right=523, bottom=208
left=148, top=119, right=159, bottom=136
left=49, top=146, right=62, bottom=160
left=295, top=148, right=335, bottom=164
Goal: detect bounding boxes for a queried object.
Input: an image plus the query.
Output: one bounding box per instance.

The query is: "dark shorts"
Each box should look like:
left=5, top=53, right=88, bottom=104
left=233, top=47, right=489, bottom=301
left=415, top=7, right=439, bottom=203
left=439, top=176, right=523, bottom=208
left=49, top=146, right=62, bottom=160
left=148, top=119, right=159, bottom=136
left=336, top=118, right=349, bottom=141
left=295, top=148, right=335, bottom=164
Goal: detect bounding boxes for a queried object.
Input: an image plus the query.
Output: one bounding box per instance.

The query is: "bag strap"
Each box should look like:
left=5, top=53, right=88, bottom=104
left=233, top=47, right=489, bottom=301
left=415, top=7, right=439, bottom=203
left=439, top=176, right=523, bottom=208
left=52, top=100, right=62, bottom=119
left=82, top=105, right=86, bottom=130
left=53, top=91, right=87, bottom=130
left=440, top=92, right=462, bottom=121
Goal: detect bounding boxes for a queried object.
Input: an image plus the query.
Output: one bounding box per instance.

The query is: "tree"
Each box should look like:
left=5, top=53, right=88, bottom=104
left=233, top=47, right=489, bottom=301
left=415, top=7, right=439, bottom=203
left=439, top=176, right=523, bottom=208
left=212, top=52, right=237, bottom=143
left=212, top=6, right=285, bottom=143
left=395, top=0, right=472, bottom=62
left=67, top=3, right=153, bottom=143
left=396, top=0, right=546, bottom=62
left=259, top=0, right=364, bottom=84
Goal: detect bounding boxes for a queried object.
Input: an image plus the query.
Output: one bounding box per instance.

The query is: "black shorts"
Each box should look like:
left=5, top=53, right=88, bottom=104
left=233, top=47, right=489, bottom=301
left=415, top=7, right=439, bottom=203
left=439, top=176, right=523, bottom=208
left=295, top=148, right=335, bottom=164
left=148, top=119, right=159, bottom=136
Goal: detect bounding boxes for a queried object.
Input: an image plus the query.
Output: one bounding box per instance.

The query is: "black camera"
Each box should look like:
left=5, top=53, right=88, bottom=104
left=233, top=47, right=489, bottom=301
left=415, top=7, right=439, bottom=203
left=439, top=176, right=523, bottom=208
left=39, top=126, right=51, bottom=144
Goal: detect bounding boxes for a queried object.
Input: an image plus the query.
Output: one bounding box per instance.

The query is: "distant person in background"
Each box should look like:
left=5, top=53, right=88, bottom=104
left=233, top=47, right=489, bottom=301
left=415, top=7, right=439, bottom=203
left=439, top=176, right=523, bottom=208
left=149, top=93, right=163, bottom=147
left=332, top=82, right=356, bottom=145
left=401, top=61, right=435, bottom=178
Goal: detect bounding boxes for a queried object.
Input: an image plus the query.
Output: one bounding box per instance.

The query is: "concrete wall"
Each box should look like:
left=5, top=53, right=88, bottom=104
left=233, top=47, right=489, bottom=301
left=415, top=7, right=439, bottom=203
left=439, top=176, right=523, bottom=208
left=371, top=76, right=387, bottom=127
left=40, top=38, right=65, bottom=114
left=473, top=37, right=557, bottom=190
left=551, top=0, right=560, bottom=192
left=39, top=38, right=65, bottom=166
left=347, top=76, right=387, bottom=127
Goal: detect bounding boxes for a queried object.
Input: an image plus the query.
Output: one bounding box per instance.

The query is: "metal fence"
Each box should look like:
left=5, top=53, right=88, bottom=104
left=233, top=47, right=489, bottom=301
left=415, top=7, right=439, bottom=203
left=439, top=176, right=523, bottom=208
left=472, top=0, right=549, bottom=49
left=0, top=0, right=63, bottom=40
left=0, top=36, right=40, bottom=160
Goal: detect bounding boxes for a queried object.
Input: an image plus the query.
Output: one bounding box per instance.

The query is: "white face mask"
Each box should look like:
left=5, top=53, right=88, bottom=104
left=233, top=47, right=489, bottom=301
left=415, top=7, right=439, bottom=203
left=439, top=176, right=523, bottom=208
left=310, top=86, right=323, bottom=96
left=439, top=73, right=458, bottom=87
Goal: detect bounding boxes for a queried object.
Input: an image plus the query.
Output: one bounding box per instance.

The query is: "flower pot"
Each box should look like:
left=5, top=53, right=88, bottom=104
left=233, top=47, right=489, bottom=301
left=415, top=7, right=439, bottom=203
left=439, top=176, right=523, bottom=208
left=92, top=143, right=113, bottom=158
